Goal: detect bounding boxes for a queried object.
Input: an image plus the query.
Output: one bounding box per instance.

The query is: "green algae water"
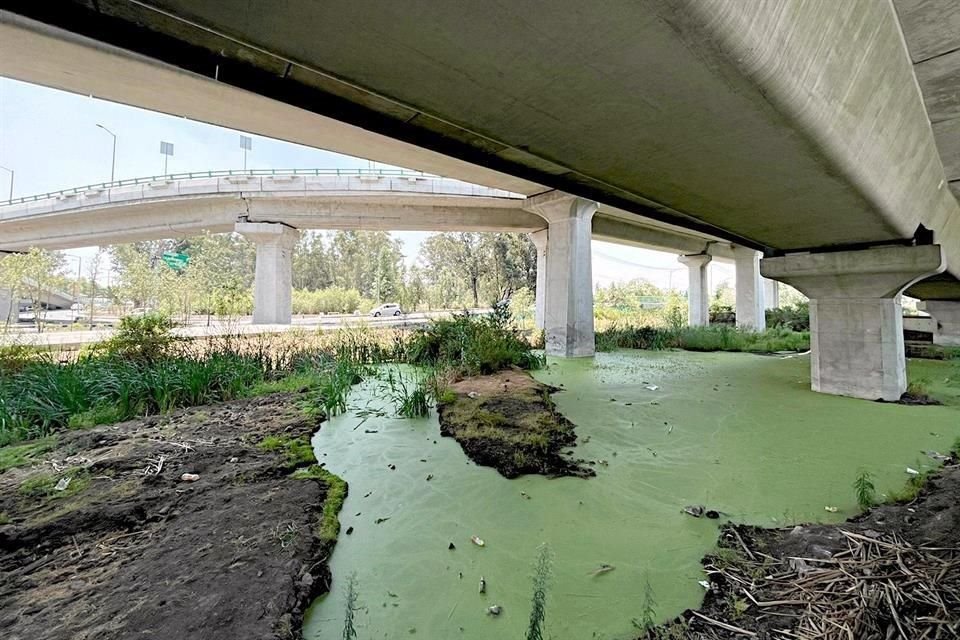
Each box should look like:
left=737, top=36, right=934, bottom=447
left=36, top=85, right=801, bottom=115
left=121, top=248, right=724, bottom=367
left=304, top=351, right=960, bottom=639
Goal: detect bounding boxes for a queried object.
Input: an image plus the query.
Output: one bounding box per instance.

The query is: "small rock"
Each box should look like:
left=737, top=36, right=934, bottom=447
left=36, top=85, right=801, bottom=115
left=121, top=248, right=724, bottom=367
left=345, top=526, right=354, bottom=535
left=228, top=457, right=239, bottom=463
left=180, top=473, right=200, bottom=482
left=448, top=542, right=456, bottom=550
left=467, top=391, right=479, bottom=399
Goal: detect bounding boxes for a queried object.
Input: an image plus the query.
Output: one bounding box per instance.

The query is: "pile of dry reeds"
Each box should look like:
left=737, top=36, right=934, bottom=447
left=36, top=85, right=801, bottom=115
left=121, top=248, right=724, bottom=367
left=698, top=528, right=960, bottom=639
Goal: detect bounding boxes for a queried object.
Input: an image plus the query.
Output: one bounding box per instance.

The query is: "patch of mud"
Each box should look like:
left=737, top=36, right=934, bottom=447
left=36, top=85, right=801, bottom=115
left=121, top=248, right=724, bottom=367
left=0, top=394, right=342, bottom=640
left=437, top=368, right=593, bottom=479
left=644, top=463, right=960, bottom=639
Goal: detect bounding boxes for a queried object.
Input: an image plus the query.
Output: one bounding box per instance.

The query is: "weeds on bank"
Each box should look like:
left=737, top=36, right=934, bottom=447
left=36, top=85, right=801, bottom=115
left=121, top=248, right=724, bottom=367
left=258, top=435, right=316, bottom=468
left=341, top=572, right=360, bottom=640
left=853, top=469, right=877, bottom=510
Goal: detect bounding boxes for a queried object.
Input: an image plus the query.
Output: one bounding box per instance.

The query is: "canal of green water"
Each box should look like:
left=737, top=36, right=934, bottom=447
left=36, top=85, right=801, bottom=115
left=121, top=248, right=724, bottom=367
left=304, top=351, right=960, bottom=639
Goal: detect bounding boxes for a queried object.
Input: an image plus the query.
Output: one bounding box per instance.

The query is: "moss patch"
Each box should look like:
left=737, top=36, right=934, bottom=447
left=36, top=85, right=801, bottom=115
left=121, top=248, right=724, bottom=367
left=0, top=437, right=57, bottom=473
left=293, top=465, right=347, bottom=543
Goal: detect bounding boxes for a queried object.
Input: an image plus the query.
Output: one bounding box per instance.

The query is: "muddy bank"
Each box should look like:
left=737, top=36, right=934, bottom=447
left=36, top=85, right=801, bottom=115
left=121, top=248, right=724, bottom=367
left=437, top=368, right=592, bottom=478
left=0, top=394, right=343, bottom=640
left=645, top=463, right=960, bottom=639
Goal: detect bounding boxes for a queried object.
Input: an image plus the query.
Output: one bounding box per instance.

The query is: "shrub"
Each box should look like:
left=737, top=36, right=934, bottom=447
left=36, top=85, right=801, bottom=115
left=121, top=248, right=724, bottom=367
left=853, top=469, right=877, bottom=511
left=407, top=308, right=543, bottom=375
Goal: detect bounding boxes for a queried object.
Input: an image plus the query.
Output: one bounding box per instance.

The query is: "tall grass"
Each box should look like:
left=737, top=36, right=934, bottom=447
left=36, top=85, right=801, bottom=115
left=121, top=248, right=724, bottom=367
left=595, top=324, right=809, bottom=354
left=525, top=543, right=553, bottom=640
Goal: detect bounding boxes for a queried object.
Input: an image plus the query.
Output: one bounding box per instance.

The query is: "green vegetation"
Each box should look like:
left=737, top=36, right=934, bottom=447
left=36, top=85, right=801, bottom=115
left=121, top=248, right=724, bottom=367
left=18, top=468, right=90, bottom=499
left=853, top=469, right=877, bottom=510
left=341, top=573, right=359, bottom=640
left=886, top=469, right=933, bottom=504
left=596, top=324, right=809, bottom=354
left=633, top=574, right=658, bottom=633
left=407, top=305, right=544, bottom=375
left=382, top=369, right=431, bottom=418
left=0, top=437, right=56, bottom=472
left=525, top=543, right=552, bottom=640
left=293, top=465, right=348, bottom=543
left=258, top=435, right=316, bottom=468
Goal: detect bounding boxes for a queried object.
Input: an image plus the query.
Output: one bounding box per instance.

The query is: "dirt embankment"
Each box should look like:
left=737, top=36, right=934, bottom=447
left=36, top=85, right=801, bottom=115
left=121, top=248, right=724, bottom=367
left=0, top=394, right=343, bottom=640
left=645, top=463, right=960, bottom=639
left=437, top=368, right=593, bottom=479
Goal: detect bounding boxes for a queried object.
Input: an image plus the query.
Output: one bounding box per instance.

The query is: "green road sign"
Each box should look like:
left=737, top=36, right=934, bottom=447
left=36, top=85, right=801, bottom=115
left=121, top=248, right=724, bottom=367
left=161, top=251, right=190, bottom=271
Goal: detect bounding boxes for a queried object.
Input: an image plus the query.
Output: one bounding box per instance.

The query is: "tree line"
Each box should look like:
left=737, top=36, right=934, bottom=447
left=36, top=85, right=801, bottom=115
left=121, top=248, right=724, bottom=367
left=0, top=230, right=538, bottom=323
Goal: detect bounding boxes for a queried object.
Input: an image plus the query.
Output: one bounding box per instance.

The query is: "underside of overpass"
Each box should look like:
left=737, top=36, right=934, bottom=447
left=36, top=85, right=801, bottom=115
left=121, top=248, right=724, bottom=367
left=2, top=1, right=960, bottom=400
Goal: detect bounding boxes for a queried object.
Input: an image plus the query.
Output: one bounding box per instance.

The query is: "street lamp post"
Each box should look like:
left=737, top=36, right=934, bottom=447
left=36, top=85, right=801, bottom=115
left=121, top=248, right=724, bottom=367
left=95, top=124, right=117, bottom=182
left=0, top=165, right=13, bottom=200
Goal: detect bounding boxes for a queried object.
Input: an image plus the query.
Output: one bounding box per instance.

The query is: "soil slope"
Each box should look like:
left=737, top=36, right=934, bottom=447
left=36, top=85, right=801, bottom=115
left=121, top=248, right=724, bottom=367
left=437, top=368, right=592, bottom=478
left=0, top=394, right=341, bottom=640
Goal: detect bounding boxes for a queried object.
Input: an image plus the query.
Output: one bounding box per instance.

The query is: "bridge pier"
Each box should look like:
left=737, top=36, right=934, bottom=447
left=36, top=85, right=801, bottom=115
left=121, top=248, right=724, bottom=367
left=0, top=288, right=12, bottom=325
left=236, top=222, right=300, bottom=325
left=918, top=301, right=960, bottom=347
left=763, top=278, right=780, bottom=310
left=530, top=229, right=548, bottom=330
left=762, top=245, right=945, bottom=401
left=679, top=253, right=711, bottom=326
left=524, top=192, right=597, bottom=357
left=734, top=248, right=766, bottom=330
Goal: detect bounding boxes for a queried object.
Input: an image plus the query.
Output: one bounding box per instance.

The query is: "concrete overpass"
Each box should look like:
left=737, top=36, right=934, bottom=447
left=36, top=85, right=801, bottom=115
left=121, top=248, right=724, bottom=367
left=0, top=169, right=761, bottom=329
left=2, top=1, right=959, bottom=400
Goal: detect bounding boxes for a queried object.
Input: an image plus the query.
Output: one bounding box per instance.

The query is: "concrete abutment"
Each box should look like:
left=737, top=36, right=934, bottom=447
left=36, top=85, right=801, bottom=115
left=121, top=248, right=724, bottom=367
left=235, top=222, right=300, bottom=325
left=762, top=245, right=945, bottom=401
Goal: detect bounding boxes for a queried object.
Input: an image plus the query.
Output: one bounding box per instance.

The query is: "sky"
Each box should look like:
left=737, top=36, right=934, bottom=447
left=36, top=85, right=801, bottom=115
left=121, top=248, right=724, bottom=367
left=0, top=77, right=734, bottom=291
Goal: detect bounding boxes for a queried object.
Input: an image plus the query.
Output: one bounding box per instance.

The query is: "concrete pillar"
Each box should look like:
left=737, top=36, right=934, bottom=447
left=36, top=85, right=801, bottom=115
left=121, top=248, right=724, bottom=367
left=530, top=229, right=548, bottom=330
left=678, top=253, right=711, bottom=326
left=763, top=278, right=780, bottom=310
left=918, top=301, right=960, bottom=346
left=0, top=288, right=12, bottom=325
left=762, top=245, right=945, bottom=401
left=235, top=222, right=300, bottom=325
left=734, top=247, right=766, bottom=330
left=523, top=191, right=597, bottom=357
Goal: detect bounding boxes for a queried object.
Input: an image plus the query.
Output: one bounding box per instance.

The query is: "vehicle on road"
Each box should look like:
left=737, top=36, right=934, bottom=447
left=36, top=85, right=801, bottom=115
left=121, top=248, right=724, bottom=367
left=370, top=303, right=403, bottom=317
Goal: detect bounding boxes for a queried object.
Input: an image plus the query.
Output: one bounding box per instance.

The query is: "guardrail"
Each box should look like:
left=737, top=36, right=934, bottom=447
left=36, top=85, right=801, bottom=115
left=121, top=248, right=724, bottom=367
left=0, top=168, right=434, bottom=206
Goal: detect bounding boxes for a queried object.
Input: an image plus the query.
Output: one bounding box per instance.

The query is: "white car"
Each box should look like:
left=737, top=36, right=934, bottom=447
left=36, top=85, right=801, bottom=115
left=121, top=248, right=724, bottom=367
left=370, top=303, right=403, bottom=317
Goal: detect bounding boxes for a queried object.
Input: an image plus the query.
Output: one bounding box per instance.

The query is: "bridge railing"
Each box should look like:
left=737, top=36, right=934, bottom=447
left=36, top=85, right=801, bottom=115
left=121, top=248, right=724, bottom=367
left=0, top=168, right=434, bottom=206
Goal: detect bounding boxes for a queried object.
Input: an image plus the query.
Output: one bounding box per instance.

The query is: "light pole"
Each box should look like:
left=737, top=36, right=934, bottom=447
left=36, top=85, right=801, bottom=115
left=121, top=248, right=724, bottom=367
left=96, top=124, right=117, bottom=182
left=240, top=135, right=252, bottom=170
left=0, top=165, right=13, bottom=200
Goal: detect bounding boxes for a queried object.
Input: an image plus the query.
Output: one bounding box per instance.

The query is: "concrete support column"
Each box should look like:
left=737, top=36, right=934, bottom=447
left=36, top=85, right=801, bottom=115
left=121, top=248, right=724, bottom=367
left=678, top=253, right=711, bottom=326
left=530, top=229, right=548, bottom=330
left=763, top=278, right=780, bottom=310
left=762, top=245, right=945, bottom=401
left=918, top=301, right=960, bottom=346
left=734, top=247, right=766, bottom=330
left=523, top=191, right=597, bottom=357
left=235, top=222, right=300, bottom=325
left=0, top=288, right=12, bottom=325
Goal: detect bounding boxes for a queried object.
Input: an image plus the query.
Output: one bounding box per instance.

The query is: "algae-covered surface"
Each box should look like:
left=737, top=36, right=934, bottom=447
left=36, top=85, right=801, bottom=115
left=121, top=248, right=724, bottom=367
left=303, top=352, right=960, bottom=639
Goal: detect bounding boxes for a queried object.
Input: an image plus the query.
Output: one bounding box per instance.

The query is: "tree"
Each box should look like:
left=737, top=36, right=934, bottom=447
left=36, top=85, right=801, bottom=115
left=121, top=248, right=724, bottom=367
left=293, top=232, right=334, bottom=290
left=329, top=231, right=404, bottom=301
left=0, top=248, right=66, bottom=331
left=185, top=233, right=255, bottom=324
left=86, top=247, right=108, bottom=326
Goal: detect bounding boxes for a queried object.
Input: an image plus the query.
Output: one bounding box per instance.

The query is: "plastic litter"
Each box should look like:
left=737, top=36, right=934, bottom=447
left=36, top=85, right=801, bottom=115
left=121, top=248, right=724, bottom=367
left=824, top=506, right=838, bottom=513
left=486, top=605, right=501, bottom=615
left=471, top=535, right=485, bottom=547
left=180, top=473, right=199, bottom=482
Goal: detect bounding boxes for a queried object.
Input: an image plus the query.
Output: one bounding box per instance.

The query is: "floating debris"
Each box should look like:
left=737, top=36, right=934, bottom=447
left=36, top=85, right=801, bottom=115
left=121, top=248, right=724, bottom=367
left=589, top=564, right=615, bottom=577
left=478, top=576, right=486, bottom=593
left=388, top=464, right=396, bottom=470
left=471, top=535, right=485, bottom=547
left=520, top=491, right=531, bottom=499
left=374, top=517, right=391, bottom=524
left=486, top=604, right=501, bottom=616
left=698, top=580, right=710, bottom=590
left=906, top=467, right=920, bottom=476
left=645, top=384, right=659, bottom=391
left=426, top=474, right=434, bottom=481
left=824, top=506, right=838, bottom=513
left=683, top=505, right=705, bottom=518
left=345, top=526, right=354, bottom=535
left=448, top=542, right=456, bottom=550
